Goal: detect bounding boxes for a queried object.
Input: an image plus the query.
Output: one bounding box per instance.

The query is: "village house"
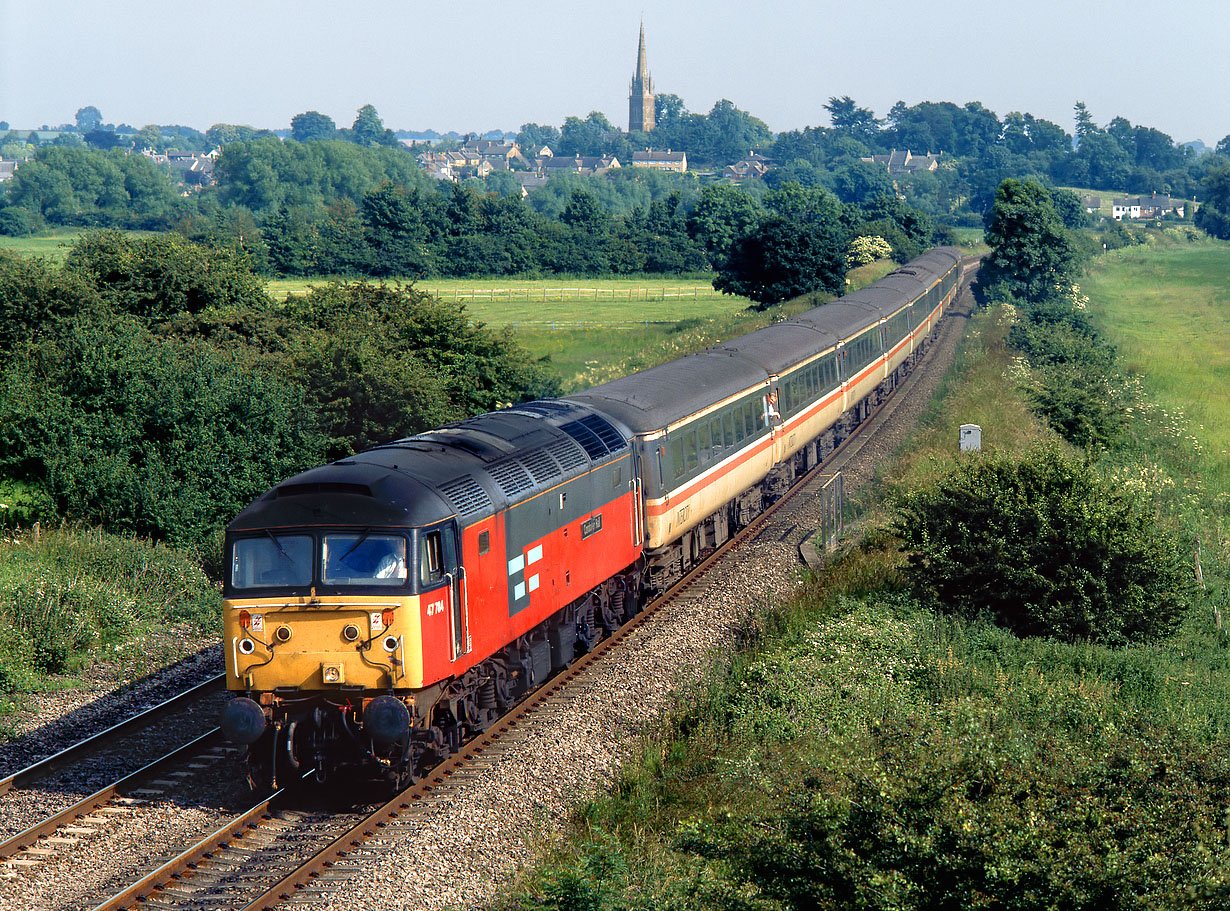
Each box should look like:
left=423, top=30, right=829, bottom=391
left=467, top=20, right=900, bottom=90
left=0, top=159, right=18, bottom=183
left=861, top=149, right=941, bottom=175
left=538, top=154, right=621, bottom=177
left=1082, top=195, right=1102, bottom=214
left=630, top=149, right=687, bottom=173
left=1112, top=193, right=1187, bottom=220
left=723, top=152, right=775, bottom=181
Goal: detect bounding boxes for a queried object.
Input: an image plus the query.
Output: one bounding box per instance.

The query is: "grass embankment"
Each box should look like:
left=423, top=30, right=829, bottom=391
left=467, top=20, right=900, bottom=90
left=0, top=527, right=220, bottom=735
left=502, top=244, right=1230, bottom=910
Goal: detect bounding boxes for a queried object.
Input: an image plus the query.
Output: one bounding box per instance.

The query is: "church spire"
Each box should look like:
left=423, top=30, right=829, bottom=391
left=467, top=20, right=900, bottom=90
left=629, top=19, right=655, bottom=133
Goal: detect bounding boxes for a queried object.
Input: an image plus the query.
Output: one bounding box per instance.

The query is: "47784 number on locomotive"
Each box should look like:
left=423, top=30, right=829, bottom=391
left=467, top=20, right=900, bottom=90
left=220, top=247, right=969, bottom=788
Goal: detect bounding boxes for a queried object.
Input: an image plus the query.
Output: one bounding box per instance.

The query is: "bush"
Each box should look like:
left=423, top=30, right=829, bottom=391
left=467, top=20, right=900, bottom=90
left=891, top=446, right=1192, bottom=645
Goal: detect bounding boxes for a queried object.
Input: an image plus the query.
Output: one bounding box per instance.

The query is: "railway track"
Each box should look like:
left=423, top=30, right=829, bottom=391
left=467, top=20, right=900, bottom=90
left=0, top=676, right=230, bottom=875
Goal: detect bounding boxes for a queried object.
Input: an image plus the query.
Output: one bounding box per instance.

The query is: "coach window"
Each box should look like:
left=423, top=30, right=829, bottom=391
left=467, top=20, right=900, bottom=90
left=710, top=418, right=723, bottom=455
left=698, top=423, right=711, bottom=463
left=744, top=401, right=756, bottom=437
left=684, top=432, right=699, bottom=472
left=671, top=438, right=685, bottom=479
left=723, top=412, right=736, bottom=446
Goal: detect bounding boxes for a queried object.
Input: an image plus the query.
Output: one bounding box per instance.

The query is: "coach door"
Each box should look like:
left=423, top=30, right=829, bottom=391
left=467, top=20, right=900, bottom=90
left=420, top=522, right=470, bottom=662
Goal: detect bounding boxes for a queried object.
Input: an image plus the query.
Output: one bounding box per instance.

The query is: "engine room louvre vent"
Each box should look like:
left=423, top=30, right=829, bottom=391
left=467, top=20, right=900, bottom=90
left=546, top=436, right=589, bottom=472
left=520, top=448, right=563, bottom=485
left=439, top=477, right=492, bottom=517
left=277, top=482, right=372, bottom=498
left=489, top=460, right=535, bottom=498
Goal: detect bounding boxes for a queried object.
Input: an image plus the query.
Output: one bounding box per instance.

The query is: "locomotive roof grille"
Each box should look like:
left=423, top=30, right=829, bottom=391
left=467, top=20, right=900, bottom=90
left=546, top=436, right=589, bottom=472
left=489, top=460, right=535, bottom=498
left=510, top=400, right=574, bottom=416
left=521, top=448, right=564, bottom=485
left=560, top=415, right=627, bottom=460
left=276, top=481, right=373, bottom=498
left=439, top=476, right=493, bottom=517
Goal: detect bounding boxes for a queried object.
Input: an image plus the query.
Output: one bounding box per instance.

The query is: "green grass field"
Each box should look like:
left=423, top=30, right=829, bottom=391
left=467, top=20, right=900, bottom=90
left=271, top=260, right=901, bottom=391
left=0, top=228, right=95, bottom=260
left=1083, top=243, right=1230, bottom=483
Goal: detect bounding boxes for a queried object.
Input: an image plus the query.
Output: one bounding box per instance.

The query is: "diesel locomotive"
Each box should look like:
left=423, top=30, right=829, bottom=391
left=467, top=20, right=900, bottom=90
left=220, top=247, right=971, bottom=787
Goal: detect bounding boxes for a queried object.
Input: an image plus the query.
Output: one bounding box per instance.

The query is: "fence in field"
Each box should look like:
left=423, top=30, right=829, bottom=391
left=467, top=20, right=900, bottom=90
left=423, top=285, right=713, bottom=304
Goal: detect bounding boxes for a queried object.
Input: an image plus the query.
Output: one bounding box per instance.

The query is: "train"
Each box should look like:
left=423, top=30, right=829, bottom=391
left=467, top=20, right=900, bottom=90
left=220, top=246, right=972, bottom=788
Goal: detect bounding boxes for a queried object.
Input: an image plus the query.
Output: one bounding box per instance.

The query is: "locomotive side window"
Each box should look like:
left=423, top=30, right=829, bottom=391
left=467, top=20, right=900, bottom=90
left=420, top=531, right=444, bottom=586
left=323, top=534, right=408, bottom=586
left=478, top=531, right=490, bottom=555
left=232, top=534, right=313, bottom=589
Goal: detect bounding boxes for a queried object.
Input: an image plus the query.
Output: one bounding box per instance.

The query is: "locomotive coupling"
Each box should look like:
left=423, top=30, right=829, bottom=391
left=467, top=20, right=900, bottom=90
left=364, top=694, right=411, bottom=746
left=221, top=696, right=268, bottom=744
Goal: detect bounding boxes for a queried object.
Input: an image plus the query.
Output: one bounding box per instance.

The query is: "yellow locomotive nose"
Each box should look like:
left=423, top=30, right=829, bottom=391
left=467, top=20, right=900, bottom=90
left=224, top=594, right=423, bottom=693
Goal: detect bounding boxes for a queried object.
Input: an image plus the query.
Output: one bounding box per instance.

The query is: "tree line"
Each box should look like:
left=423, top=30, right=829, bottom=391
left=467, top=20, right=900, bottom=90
left=0, top=232, right=558, bottom=548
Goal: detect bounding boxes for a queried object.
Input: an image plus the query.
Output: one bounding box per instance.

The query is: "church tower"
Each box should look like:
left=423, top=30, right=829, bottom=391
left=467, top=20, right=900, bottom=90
left=628, top=21, right=655, bottom=133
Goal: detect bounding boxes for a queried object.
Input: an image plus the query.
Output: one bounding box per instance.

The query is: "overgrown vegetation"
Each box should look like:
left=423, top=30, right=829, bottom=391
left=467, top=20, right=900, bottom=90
left=496, top=230, right=1230, bottom=909
left=0, top=527, right=219, bottom=709
left=893, top=446, right=1192, bottom=645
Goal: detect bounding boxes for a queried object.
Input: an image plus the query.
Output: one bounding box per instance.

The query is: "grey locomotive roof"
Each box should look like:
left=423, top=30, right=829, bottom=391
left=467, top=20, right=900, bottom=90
left=568, top=247, right=961, bottom=434
left=228, top=400, right=629, bottom=533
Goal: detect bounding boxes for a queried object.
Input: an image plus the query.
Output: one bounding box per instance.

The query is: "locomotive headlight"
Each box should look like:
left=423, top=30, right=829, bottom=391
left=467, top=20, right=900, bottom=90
left=341, top=624, right=360, bottom=642
left=238, top=638, right=256, bottom=655
left=321, top=663, right=345, bottom=683
left=383, top=636, right=400, bottom=653
left=274, top=625, right=292, bottom=643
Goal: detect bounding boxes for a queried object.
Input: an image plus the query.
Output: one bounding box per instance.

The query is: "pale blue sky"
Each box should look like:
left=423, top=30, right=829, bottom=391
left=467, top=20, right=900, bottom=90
left=2, top=0, right=1227, bottom=144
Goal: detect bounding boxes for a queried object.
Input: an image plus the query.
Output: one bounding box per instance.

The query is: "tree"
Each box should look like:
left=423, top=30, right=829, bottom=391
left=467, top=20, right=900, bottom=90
left=981, top=178, right=1082, bottom=303
left=831, top=160, right=895, bottom=205
left=687, top=183, right=763, bottom=268
left=349, top=104, right=398, bottom=147
left=1216, top=135, right=1230, bottom=157
left=824, top=96, right=881, bottom=147
left=1073, top=101, right=1097, bottom=144
left=714, top=216, right=849, bottom=308
left=75, top=106, right=103, bottom=132
left=132, top=124, right=162, bottom=151
left=892, top=446, right=1191, bottom=645
left=516, top=122, right=560, bottom=154
left=1194, top=163, right=1230, bottom=240
left=291, top=110, right=337, bottom=143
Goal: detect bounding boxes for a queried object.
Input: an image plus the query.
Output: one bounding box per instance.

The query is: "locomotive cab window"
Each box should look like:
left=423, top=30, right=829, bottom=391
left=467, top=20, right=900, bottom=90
left=322, top=533, right=408, bottom=586
left=231, top=534, right=313, bottom=590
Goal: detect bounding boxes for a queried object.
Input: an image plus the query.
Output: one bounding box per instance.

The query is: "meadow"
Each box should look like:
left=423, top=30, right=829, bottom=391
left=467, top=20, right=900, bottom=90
left=271, top=260, right=900, bottom=391
left=1083, top=243, right=1230, bottom=484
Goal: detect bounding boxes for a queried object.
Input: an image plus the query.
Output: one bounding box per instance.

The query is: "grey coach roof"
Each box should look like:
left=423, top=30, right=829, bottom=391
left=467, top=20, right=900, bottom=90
left=568, top=247, right=962, bottom=433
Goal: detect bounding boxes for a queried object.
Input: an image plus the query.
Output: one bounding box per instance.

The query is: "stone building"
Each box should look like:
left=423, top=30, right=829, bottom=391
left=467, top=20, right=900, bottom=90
left=629, top=21, right=654, bottom=133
